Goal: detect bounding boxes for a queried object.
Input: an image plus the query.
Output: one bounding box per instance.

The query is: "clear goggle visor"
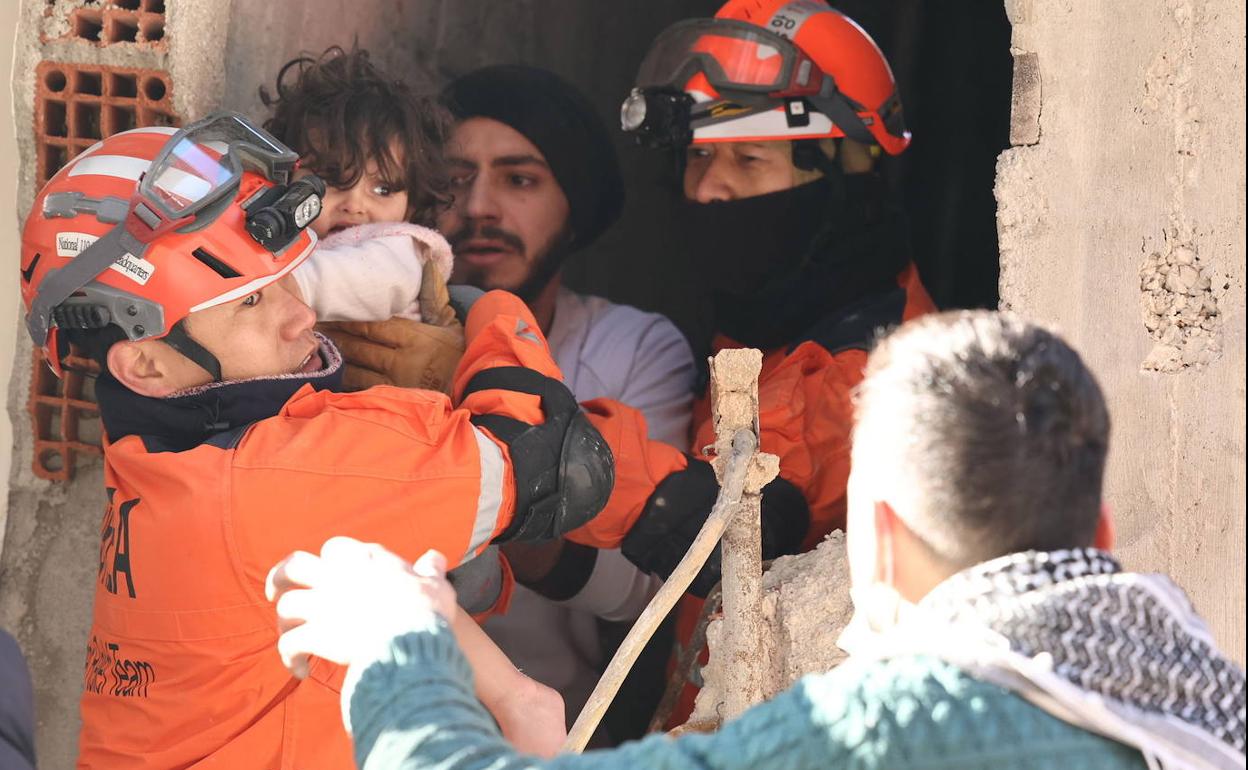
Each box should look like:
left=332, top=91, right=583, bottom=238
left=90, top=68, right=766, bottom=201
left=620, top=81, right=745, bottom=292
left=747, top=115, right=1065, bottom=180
left=635, top=18, right=797, bottom=94
left=140, top=112, right=297, bottom=220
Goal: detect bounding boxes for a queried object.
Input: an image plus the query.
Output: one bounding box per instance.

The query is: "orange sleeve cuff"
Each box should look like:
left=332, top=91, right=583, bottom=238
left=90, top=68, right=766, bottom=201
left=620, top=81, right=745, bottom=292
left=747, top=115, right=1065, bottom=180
left=453, top=290, right=563, bottom=406
left=565, top=398, right=689, bottom=548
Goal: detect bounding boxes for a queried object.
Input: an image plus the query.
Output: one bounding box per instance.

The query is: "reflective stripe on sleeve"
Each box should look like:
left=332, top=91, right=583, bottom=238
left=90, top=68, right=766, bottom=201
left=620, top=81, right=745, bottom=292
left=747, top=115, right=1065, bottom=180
left=467, top=425, right=507, bottom=558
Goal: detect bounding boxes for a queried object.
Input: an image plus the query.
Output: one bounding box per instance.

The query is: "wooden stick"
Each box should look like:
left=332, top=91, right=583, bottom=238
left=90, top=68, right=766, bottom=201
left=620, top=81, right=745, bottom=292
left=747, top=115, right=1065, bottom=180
left=645, top=582, right=722, bottom=734
left=562, top=428, right=758, bottom=753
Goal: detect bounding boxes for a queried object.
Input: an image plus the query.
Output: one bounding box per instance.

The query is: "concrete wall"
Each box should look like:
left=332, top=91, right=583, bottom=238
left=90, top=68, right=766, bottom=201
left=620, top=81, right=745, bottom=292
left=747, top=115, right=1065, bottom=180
left=2, top=0, right=21, bottom=569
left=996, top=0, right=1246, bottom=660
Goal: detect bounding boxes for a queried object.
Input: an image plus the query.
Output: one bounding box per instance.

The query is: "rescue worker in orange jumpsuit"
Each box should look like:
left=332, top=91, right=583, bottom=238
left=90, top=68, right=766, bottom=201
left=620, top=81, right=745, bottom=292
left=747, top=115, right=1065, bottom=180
left=525, top=0, right=938, bottom=725
left=19, top=114, right=613, bottom=768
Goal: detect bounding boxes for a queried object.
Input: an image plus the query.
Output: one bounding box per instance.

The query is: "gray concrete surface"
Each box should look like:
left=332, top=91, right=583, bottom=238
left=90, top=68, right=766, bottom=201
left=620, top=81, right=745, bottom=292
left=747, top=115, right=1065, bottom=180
left=2, top=0, right=21, bottom=567
left=997, top=0, right=1246, bottom=662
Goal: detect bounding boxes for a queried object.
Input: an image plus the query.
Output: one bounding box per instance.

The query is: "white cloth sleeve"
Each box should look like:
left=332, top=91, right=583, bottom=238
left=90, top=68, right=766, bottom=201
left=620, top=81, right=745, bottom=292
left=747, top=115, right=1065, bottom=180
left=292, top=234, right=427, bottom=322
left=559, top=548, right=662, bottom=623
left=291, top=223, right=455, bottom=323
left=565, top=319, right=693, bottom=620
left=616, top=317, right=698, bottom=448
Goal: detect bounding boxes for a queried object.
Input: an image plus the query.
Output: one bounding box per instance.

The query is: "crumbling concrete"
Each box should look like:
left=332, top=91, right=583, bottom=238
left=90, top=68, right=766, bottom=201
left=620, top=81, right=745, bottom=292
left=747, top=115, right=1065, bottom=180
left=995, top=0, right=1245, bottom=661
left=692, top=532, right=853, bottom=727
left=706, top=348, right=773, bottom=720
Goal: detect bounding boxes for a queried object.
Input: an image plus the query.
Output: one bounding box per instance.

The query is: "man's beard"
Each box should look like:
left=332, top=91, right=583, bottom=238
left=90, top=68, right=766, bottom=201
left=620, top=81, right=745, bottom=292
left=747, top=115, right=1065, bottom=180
left=449, top=222, right=574, bottom=305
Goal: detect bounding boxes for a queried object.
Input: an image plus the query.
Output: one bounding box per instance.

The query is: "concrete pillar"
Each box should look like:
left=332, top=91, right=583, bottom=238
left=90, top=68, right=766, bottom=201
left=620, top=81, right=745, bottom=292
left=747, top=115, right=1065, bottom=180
left=996, top=0, right=1245, bottom=660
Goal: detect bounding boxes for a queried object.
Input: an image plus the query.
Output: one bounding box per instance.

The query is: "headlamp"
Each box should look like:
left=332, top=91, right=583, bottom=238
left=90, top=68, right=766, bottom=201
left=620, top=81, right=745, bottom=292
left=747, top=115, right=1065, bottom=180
left=619, top=87, right=695, bottom=149
left=244, top=175, right=326, bottom=253
left=621, top=90, right=649, bottom=132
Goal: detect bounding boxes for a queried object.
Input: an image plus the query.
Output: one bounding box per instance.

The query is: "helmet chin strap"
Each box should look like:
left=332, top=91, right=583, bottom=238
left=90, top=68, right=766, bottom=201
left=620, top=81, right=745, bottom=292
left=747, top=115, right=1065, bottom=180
left=162, top=321, right=223, bottom=383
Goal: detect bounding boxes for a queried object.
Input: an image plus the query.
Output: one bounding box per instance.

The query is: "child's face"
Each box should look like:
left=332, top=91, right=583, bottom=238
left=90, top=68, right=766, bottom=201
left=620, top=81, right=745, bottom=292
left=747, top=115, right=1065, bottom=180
left=299, top=160, right=409, bottom=238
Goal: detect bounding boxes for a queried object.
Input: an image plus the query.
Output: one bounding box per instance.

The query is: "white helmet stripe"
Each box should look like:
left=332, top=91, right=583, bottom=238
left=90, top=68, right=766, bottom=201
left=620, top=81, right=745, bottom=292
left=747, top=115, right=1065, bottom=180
left=67, top=154, right=149, bottom=181
left=64, top=126, right=180, bottom=169
left=120, top=126, right=180, bottom=136
left=187, top=230, right=320, bottom=313
left=694, top=105, right=835, bottom=141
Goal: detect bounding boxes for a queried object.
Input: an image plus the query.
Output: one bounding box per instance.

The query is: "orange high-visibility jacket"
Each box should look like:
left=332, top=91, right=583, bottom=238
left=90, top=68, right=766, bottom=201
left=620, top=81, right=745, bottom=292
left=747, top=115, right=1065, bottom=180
left=571, top=265, right=935, bottom=550
left=78, top=292, right=564, bottom=769
left=566, top=266, right=935, bottom=725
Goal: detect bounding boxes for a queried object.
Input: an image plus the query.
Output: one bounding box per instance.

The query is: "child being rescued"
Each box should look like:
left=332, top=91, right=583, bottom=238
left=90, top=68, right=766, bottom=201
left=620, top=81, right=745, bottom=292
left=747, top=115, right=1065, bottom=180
left=266, top=46, right=465, bottom=394
left=264, top=47, right=566, bottom=756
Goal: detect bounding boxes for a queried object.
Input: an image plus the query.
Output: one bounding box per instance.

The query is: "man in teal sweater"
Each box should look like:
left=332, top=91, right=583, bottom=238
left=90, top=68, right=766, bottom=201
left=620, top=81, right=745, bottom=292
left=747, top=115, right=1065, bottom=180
left=268, top=311, right=1246, bottom=770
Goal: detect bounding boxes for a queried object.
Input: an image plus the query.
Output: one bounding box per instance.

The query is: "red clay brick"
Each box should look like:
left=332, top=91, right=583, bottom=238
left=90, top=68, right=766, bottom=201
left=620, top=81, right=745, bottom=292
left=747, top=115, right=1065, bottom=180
left=29, top=59, right=179, bottom=480
left=50, top=0, right=167, bottom=48
left=29, top=350, right=103, bottom=482
left=35, top=61, right=175, bottom=186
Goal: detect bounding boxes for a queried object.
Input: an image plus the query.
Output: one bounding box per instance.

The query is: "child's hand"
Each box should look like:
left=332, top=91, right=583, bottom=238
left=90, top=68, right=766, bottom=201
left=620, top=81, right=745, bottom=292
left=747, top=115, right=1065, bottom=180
left=266, top=538, right=456, bottom=679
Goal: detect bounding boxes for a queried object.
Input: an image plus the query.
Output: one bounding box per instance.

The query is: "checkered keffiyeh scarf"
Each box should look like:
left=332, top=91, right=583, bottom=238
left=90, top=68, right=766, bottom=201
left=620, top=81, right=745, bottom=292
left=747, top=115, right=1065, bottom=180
left=911, top=549, right=1246, bottom=770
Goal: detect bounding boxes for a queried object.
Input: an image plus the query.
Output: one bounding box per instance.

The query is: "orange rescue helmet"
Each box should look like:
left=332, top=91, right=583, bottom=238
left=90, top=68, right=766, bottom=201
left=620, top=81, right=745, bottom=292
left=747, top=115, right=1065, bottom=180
left=20, top=112, right=325, bottom=379
left=622, top=0, right=910, bottom=154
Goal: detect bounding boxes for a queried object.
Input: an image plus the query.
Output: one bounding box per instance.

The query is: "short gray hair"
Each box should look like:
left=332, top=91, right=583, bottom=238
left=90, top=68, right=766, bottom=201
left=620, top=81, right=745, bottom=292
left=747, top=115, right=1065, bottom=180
left=853, top=311, right=1110, bottom=567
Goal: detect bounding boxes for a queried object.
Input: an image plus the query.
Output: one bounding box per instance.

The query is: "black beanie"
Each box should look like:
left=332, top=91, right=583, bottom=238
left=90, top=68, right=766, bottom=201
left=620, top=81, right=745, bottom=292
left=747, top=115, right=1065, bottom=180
left=441, top=65, right=625, bottom=251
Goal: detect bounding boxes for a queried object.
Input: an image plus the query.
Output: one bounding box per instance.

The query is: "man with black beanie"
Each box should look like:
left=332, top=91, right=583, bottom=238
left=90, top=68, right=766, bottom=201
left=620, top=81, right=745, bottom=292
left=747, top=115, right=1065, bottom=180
left=439, top=65, right=696, bottom=739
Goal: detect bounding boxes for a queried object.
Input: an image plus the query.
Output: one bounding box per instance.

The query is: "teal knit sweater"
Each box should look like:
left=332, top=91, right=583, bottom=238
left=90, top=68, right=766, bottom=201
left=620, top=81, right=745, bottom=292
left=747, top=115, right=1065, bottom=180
left=345, top=616, right=1148, bottom=770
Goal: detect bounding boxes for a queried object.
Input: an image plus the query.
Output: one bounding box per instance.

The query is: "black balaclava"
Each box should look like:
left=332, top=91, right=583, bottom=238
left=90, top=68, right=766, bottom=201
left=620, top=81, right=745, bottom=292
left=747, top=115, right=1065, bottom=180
left=679, top=166, right=910, bottom=350
left=441, top=65, right=625, bottom=258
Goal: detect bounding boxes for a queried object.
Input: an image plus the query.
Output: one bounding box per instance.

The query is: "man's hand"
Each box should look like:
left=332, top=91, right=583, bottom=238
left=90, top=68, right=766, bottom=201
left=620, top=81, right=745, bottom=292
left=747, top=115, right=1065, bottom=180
left=265, top=538, right=456, bottom=679
left=320, top=260, right=466, bottom=393
left=623, top=465, right=809, bottom=598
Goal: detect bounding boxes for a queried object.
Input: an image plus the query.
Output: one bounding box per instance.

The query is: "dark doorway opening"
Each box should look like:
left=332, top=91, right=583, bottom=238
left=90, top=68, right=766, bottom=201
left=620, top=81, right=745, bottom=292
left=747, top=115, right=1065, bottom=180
left=838, top=0, right=1013, bottom=311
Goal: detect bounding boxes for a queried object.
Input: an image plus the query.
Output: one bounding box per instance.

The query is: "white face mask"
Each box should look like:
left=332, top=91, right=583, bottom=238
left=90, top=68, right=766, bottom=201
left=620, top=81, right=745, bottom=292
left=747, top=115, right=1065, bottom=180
left=838, top=581, right=915, bottom=657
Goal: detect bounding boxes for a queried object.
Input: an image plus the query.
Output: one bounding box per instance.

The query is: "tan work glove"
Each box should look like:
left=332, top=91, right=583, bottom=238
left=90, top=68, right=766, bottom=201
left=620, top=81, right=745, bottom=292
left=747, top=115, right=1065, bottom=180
left=319, top=260, right=465, bottom=393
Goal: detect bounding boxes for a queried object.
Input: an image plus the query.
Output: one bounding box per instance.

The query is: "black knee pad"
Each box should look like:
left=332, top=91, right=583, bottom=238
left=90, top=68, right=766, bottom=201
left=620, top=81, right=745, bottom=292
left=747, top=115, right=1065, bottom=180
left=463, top=367, right=614, bottom=543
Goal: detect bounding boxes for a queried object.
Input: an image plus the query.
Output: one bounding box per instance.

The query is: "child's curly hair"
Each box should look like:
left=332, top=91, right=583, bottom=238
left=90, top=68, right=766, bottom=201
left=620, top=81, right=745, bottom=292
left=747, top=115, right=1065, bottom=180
left=261, top=46, right=452, bottom=226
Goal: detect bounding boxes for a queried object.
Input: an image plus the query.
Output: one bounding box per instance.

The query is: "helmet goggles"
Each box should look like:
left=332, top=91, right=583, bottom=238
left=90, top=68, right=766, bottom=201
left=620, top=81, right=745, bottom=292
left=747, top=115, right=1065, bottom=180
left=625, top=19, right=829, bottom=148
left=636, top=19, right=816, bottom=99
left=625, top=10, right=909, bottom=154
left=135, top=112, right=297, bottom=234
